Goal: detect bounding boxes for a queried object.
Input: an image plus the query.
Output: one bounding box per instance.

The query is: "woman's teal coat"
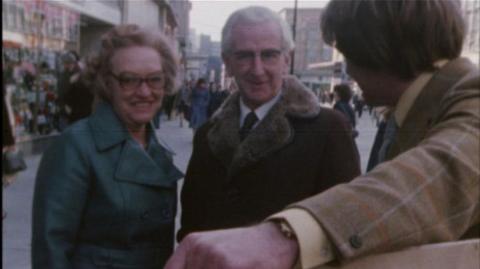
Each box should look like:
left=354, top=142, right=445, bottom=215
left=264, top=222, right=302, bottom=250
left=32, top=102, right=183, bottom=269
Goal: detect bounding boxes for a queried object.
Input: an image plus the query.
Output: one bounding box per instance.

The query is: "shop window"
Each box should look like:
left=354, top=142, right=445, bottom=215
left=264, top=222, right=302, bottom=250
left=2, top=2, right=6, bottom=27
left=6, top=3, right=17, bottom=30
left=17, top=6, right=25, bottom=32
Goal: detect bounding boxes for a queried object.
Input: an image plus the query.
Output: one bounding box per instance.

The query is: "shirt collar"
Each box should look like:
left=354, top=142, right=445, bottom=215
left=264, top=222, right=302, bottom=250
left=393, top=59, right=449, bottom=126
left=239, top=90, right=282, bottom=127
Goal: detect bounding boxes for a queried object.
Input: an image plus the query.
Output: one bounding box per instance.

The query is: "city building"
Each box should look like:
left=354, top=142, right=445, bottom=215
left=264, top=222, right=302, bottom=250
left=461, top=0, right=480, bottom=63
left=3, top=0, right=189, bottom=140
left=185, top=31, right=217, bottom=82
left=188, top=28, right=199, bottom=54
left=279, top=7, right=341, bottom=95
left=185, top=54, right=208, bottom=82
left=279, top=8, right=332, bottom=74
left=171, top=0, right=192, bottom=84
left=3, top=0, right=122, bottom=138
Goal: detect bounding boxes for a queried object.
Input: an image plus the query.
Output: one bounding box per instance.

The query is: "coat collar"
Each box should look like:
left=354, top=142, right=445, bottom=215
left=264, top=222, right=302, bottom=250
left=89, top=102, right=130, bottom=151
left=387, top=58, right=477, bottom=159
left=88, top=102, right=183, bottom=188
left=114, top=138, right=183, bottom=188
left=207, top=76, right=320, bottom=177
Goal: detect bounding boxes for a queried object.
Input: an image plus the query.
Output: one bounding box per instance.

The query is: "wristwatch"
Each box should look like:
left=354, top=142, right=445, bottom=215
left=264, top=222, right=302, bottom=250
left=271, top=218, right=297, bottom=240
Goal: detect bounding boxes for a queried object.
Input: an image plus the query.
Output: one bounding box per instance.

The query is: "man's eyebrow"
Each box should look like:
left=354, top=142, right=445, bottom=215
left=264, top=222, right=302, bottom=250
left=233, top=50, right=254, bottom=54
left=233, top=49, right=282, bottom=54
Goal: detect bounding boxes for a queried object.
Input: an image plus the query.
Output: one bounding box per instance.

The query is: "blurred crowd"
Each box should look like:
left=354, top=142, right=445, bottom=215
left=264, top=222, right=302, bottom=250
left=3, top=50, right=94, bottom=137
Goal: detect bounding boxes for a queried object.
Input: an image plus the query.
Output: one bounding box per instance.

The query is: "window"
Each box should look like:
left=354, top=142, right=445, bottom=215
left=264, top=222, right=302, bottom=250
left=17, top=6, right=25, bottom=32
left=2, top=2, right=7, bottom=28
left=6, top=3, right=17, bottom=30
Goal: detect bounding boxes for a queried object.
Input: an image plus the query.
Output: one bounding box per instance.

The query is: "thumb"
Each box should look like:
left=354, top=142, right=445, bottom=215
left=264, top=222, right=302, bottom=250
left=164, top=243, right=187, bottom=269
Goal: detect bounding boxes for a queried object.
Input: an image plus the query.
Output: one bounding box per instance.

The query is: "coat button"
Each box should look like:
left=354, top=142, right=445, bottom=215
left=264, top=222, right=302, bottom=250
left=349, top=235, right=363, bottom=249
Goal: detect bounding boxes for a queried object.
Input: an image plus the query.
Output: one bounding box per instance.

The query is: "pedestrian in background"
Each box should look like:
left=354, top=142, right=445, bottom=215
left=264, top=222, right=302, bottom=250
left=56, top=51, right=78, bottom=131
left=188, top=78, right=210, bottom=132
left=32, top=24, right=183, bottom=269
left=63, top=52, right=95, bottom=125
left=162, top=92, right=176, bottom=121
left=166, top=1, right=479, bottom=268
left=207, top=82, right=229, bottom=117
left=333, top=83, right=358, bottom=138
left=176, top=6, right=359, bottom=242
left=353, top=93, right=365, bottom=118
left=2, top=86, right=26, bottom=219
left=176, top=80, right=193, bottom=127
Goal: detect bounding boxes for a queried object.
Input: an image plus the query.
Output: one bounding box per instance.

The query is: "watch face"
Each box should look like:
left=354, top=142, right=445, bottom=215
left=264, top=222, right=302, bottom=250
left=275, top=220, right=295, bottom=239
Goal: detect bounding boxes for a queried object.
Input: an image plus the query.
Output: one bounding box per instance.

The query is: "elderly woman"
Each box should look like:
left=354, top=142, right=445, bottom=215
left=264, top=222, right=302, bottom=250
left=31, top=25, right=183, bottom=269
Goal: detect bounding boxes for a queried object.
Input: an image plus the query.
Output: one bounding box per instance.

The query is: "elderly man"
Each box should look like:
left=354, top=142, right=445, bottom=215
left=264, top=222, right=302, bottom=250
left=166, top=1, right=479, bottom=269
left=177, top=6, right=360, bottom=241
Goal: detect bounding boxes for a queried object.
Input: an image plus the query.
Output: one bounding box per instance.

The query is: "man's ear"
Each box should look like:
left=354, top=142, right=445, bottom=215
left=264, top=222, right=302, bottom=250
left=222, top=53, right=233, bottom=77
left=283, top=50, right=292, bottom=74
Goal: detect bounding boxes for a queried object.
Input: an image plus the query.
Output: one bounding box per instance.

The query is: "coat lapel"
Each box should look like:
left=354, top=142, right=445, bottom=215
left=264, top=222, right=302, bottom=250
left=114, top=138, right=183, bottom=188
left=89, top=102, right=183, bottom=188
left=388, top=58, right=475, bottom=159
left=89, top=102, right=129, bottom=151
left=207, top=76, right=320, bottom=177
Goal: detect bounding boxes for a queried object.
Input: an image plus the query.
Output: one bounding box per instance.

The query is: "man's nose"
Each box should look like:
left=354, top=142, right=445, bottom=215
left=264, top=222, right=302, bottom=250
left=251, top=54, right=266, bottom=75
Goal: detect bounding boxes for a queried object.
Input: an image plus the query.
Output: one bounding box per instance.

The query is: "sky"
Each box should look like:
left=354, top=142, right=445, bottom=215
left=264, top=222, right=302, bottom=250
left=190, top=0, right=329, bottom=41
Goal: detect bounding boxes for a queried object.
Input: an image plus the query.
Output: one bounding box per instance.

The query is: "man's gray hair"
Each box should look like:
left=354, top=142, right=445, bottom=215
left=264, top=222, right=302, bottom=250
left=221, top=6, right=295, bottom=54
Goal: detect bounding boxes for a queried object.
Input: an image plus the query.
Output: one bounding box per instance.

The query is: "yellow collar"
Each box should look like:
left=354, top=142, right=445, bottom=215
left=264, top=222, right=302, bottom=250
left=393, top=60, right=449, bottom=126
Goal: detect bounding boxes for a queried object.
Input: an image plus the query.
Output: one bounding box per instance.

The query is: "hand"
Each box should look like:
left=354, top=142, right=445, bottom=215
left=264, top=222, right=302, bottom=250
left=165, top=222, right=299, bottom=269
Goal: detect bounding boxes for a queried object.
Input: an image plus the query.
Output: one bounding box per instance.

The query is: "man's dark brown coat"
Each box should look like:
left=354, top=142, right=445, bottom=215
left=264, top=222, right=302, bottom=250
left=178, top=77, right=360, bottom=241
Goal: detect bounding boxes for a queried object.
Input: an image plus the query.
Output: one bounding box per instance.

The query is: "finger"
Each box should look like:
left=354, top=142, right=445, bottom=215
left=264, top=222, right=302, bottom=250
left=164, top=243, right=187, bottom=269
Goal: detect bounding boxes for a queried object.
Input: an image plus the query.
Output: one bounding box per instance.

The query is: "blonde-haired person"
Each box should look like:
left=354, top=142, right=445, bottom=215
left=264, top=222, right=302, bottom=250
left=32, top=25, right=183, bottom=269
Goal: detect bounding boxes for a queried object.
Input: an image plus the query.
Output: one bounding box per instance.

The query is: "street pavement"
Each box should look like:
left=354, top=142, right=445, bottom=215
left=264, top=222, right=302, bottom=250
left=2, top=109, right=377, bottom=269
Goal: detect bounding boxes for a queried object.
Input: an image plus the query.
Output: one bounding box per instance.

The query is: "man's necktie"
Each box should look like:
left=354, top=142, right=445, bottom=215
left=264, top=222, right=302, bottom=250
left=377, top=116, right=398, bottom=164
left=239, top=111, right=258, bottom=141
left=366, top=120, right=387, bottom=172
left=367, top=116, right=398, bottom=171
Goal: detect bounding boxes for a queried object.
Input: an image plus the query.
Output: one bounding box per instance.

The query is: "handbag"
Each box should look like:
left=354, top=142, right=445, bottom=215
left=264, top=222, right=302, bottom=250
left=2, top=149, right=27, bottom=174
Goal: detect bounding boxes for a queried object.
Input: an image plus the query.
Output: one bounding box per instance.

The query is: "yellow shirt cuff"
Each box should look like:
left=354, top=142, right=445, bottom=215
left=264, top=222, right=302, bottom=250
left=269, top=208, right=334, bottom=269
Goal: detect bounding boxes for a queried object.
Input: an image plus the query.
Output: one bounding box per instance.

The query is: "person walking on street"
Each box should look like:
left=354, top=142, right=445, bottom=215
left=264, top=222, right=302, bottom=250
left=63, top=53, right=95, bottom=125
left=166, top=1, right=479, bottom=269
left=177, top=80, right=192, bottom=127
left=333, top=83, right=358, bottom=138
left=2, top=86, right=26, bottom=219
left=353, top=93, right=365, bottom=118
left=207, top=82, right=229, bottom=117
left=188, top=78, right=210, bottom=132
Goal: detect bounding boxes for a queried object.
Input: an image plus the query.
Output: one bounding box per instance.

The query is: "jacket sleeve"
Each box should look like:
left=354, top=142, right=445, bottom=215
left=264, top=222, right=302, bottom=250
left=291, top=89, right=480, bottom=261
left=31, top=132, right=91, bottom=269
left=177, top=124, right=212, bottom=241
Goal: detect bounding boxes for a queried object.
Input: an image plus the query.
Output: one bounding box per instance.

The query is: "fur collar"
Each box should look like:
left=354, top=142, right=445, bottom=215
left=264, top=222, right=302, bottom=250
left=206, top=76, right=320, bottom=178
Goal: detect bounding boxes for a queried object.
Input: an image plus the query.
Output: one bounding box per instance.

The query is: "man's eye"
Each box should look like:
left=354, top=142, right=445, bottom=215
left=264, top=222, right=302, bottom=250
left=262, top=51, right=280, bottom=59
left=234, top=52, right=253, bottom=60
left=147, top=76, right=163, bottom=83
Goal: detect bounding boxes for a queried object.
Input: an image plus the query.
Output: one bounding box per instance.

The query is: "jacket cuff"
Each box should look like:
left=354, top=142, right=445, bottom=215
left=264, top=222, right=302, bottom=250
left=268, top=208, right=334, bottom=269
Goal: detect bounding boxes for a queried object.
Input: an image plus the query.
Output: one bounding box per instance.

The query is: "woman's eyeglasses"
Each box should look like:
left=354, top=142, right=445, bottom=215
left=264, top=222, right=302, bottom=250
left=110, top=72, right=164, bottom=92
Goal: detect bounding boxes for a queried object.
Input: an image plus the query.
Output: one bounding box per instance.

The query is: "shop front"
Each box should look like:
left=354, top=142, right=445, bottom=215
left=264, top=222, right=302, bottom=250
left=3, top=0, right=80, bottom=140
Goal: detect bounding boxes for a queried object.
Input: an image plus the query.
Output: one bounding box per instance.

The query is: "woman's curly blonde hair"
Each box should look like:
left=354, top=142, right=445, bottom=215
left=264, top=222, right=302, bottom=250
left=84, top=24, right=178, bottom=102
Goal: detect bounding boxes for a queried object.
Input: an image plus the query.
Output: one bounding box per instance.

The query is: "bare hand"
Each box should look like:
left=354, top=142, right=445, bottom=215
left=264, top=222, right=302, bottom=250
left=165, top=222, right=299, bottom=269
